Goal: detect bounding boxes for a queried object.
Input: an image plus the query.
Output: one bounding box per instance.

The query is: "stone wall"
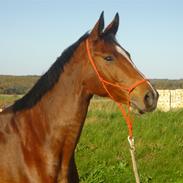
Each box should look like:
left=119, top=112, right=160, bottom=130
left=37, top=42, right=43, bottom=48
left=157, top=89, right=183, bottom=111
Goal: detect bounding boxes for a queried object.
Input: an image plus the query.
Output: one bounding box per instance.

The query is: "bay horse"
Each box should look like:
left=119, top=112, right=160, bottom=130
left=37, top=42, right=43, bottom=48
left=0, top=12, right=158, bottom=183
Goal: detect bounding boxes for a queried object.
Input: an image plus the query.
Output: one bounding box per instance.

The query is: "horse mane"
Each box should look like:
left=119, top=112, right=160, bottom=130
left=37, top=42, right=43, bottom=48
left=12, top=33, right=89, bottom=112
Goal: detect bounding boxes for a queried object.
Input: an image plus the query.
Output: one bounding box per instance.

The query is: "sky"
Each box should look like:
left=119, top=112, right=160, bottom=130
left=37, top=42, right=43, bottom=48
left=0, top=0, right=183, bottom=79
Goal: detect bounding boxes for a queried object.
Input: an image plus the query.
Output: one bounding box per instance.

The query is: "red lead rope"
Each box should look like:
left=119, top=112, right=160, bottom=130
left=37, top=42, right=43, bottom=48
left=85, top=39, right=147, bottom=138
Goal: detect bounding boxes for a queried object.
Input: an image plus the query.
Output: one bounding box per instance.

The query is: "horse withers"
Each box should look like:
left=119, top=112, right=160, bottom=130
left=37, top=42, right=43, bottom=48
left=0, top=12, right=158, bottom=183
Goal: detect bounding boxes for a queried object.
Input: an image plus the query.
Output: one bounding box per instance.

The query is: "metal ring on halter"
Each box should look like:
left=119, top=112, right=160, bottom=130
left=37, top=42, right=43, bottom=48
left=128, top=136, right=135, bottom=150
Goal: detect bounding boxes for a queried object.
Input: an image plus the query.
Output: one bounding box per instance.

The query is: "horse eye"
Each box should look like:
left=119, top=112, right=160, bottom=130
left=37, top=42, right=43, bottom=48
left=104, top=56, right=113, bottom=62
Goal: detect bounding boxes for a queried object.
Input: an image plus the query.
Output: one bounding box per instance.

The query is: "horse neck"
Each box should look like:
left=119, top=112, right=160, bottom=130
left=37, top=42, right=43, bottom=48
left=29, top=42, right=92, bottom=156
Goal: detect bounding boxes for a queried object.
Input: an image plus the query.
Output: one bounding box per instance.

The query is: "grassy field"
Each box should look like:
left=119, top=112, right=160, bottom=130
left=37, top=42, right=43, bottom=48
left=76, top=101, right=183, bottom=183
left=0, top=96, right=183, bottom=182
left=0, top=94, right=21, bottom=108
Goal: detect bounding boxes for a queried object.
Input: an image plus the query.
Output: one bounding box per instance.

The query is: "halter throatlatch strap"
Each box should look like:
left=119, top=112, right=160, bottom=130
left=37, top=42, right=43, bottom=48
left=85, top=39, right=147, bottom=138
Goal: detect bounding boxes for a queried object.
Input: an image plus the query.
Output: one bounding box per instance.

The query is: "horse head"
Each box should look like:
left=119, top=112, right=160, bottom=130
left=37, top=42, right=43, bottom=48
left=84, top=12, right=158, bottom=114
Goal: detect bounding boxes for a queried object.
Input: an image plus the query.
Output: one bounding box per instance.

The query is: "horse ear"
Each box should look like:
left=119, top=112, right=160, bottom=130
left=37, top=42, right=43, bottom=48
left=103, top=13, right=119, bottom=36
left=90, top=11, right=104, bottom=40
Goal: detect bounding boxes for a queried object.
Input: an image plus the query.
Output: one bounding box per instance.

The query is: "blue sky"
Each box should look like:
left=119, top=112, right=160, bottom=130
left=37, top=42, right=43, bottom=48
left=0, top=0, right=183, bottom=79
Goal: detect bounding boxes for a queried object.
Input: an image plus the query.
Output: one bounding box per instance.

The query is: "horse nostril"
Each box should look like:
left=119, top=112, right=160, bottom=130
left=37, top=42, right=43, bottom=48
left=144, top=91, right=154, bottom=108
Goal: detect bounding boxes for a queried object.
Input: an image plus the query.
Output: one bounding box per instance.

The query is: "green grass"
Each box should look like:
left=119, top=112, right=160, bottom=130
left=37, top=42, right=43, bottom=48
left=76, top=102, right=183, bottom=183
left=0, top=94, right=21, bottom=108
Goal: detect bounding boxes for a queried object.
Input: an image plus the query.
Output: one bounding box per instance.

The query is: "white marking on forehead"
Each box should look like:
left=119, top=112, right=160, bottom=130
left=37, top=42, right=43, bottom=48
left=116, top=45, right=138, bottom=71
left=116, top=45, right=131, bottom=63
left=116, top=45, right=157, bottom=96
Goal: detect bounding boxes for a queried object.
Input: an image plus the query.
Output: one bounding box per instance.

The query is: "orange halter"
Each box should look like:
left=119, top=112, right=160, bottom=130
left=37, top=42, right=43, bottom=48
left=85, top=39, right=147, bottom=138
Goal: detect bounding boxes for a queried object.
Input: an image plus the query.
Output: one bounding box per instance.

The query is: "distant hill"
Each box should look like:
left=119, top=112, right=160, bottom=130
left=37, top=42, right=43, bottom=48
left=151, top=79, right=183, bottom=90
left=0, top=75, right=183, bottom=95
left=0, top=75, right=39, bottom=95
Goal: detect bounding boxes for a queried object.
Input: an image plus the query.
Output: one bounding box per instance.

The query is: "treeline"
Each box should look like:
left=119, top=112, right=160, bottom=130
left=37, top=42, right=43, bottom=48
left=0, top=75, right=39, bottom=95
left=150, top=79, right=183, bottom=90
left=0, top=75, right=182, bottom=95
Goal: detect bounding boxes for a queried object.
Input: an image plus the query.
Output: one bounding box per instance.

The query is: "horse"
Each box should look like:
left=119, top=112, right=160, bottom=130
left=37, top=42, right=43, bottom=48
left=0, top=12, right=158, bottom=183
